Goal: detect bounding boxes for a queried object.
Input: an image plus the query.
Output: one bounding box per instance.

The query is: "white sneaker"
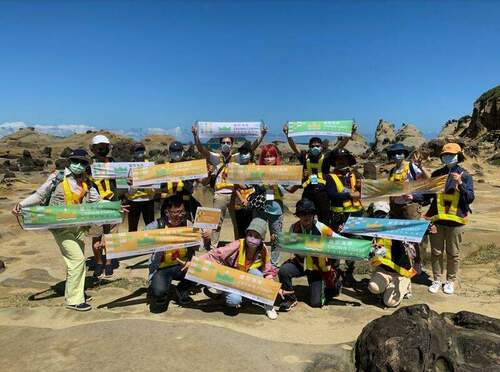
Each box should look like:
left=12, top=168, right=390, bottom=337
left=443, top=281, right=455, bottom=295
left=265, top=308, right=278, bottom=320
left=428, top=281, right=442, bottom=294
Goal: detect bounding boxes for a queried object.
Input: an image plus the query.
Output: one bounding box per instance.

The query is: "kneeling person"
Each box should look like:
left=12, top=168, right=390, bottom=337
left=278, top=199, right=341, bottom=311
left=202, top=217, right=278, bottom=320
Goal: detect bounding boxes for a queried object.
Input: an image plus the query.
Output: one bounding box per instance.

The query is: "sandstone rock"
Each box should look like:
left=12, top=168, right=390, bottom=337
left=0, top=260, right=5, bottom=273
left=3, top=170, right=16, bottom=179
left=337, top=133, right=370, bottom=157
left=373, top=119, right=396, bottom=154
left=363, top=162, right=377, bottom=179
left=55, top=158, right=68, bottom=170
left=469, top=85, right=500, bottom=136
left=355, top=304, right=500, bottom=372
left=111, top=141, right=135, bottom=162
left=438, top=116, right=472, bottom=139
left=394, top=123, right=426, bottom=149
left=60, top=147, right=73, bottom=158
left=22, top=150, right=32, bottom=158
left=42, top=146, right=52, bottom=158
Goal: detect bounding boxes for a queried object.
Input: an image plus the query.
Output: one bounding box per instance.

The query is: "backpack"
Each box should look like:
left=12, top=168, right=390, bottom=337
left=41, top=171, right=65, bottom=206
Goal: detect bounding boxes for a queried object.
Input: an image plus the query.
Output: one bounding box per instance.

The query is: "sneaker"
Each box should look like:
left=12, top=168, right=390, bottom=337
left=265, top=308, right=278, bottom=320
left=66, top=303, right=92, bottom=312
left=175, top=288, right=193, bottom=305
left=443, top=281, right=455, bottom=295
left=279, top=296, right=298, bottom=312
left=104, top=264, right=114, bottom=277
left=428, top=280, right=442, bottom=294
left=93, top=263, right=104, bottom=278
left=223, top=306, right=240, bottom=316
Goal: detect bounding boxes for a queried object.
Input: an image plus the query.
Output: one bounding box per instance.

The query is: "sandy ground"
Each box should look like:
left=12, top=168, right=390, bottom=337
left=1, top=162, right=499, bottom=371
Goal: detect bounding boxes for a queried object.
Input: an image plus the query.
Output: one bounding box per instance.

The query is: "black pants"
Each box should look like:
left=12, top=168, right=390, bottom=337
left=127, top=200, right=155, bottom=232
left=278, top=260, right=324, bottom=308
left=234, top=208, right=253, bottom=239
left=303, top=186, right=331, bottom=225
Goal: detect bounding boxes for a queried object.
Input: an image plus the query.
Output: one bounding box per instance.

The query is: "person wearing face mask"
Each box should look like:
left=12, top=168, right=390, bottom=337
left=201, top=217, right=278, bottom=320
left=125, top=142, right=156, bottom=232
left=386, top=143, right=430, bottom=275
left=192, top=124, right=267, bottom=249
left=325, top=147, right=364, bottom=287
left=278, top=199, right=342, bottom=311
left=11, top=149, right=101, bottom=312
left=409, top=143, right=474, bottom=295
left=254, top=144, right=285, bottom=268
left=143, top=195, right=210, bottom=313
left=159, top=141, right=201, bottom=222
left=231, top=142, right=255, bottom=239
left=89, top=135, right=119, bottom=278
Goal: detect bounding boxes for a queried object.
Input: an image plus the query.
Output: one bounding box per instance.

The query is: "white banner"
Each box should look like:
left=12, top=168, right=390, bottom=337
left=196, top=121, right=262, bottom=139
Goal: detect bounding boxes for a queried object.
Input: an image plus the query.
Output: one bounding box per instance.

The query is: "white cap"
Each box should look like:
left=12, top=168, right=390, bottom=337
left=372, top=201, right=390, bottom=214
left=92, top=135, right=110, bottom=145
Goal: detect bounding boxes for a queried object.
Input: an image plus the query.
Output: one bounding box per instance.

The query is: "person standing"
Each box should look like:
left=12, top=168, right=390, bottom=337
left=12, top=150, right=101, bottom=311
left=192, top=124, right=267, bottom=248
left=410, top=143, right=474, bottom=295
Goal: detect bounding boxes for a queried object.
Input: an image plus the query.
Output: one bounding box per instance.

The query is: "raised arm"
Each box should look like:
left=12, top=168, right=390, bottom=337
left=335, top=123, right=357, bottom=149
left=192, top=124, right=210, bottom=159
left=283, top=123, right=300, bottom=156
left=251, top=125, right=267, bottom=152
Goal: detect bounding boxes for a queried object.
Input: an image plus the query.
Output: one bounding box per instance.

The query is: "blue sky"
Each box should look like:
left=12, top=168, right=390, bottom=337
left=0, top=0, right=499, bottom=140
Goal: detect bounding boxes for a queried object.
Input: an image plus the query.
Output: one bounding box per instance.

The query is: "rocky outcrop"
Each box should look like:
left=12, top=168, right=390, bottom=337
left=438, top=116, right=472, bottom=139
left=341, top=133, right=370, bottom=157
left=373, top=119, right=396, bottom=154
left=355, top=304, right=500, bottom=372
left=468, top=85, right=500, bottom=136
left=394, top=123, right=426, bottom=150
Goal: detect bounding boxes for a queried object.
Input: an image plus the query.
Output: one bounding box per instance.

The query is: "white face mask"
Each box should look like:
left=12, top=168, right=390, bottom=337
left=240, top=154, right=251, bottom=164
left=221, top=143, right=231, bottom=154
left=69, top=162, right=86, bottom=175
left=394, top=153, right=405, bottom=161
left=246, top=236, right=262, bottom=248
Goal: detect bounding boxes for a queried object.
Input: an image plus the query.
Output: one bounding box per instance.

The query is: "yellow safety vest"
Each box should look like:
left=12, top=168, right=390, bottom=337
left=295, top=224, right=331, bottom=272
left=264, top=185, right=283, bottom=201
left=214, top=154, right=238, bottom=191
left=159, top=248, right=188, bottom=269
left=127, top=159, right=156, bottom=201
left=389, top=161, right=410, bottom=182
left=160, top=180, right=190, bottom=201
left=430, top=191, right=467, bottom=225
left=236, top=239, right=269, bottom=272
left=370, top=238, right=416, bottom=278
left=302, top=154, right=327, bottom=187
left=62, top=177, right=88, bottom=205
left=329, top=173, right=363, bottom=213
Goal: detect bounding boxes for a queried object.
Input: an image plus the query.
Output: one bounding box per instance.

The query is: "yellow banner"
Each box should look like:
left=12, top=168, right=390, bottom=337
left=193, top=207, right=221, bottom=230
left=185, top=257, right=281, bottom=306
left=104, top=227, right=202, bottom=259
left=362, top=175, right=447, bottom=199
left=226, top=164, right=303, bottom=185
left=131, top=159, right=208, bottom=187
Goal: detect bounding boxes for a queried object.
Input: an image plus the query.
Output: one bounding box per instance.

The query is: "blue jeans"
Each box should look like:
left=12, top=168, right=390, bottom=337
left=255, top=211, right=283, bottom=268
left=225, top=269, right=272, bottom=310
left=150, top=264, right=190, bottom=299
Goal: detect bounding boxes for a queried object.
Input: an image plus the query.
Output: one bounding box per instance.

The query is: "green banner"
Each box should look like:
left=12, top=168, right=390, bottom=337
left=21, top=201, right=123, bottom=230
left=279, top=232, right=373, bottom=261
left=287, top=120, right=353, bottom=137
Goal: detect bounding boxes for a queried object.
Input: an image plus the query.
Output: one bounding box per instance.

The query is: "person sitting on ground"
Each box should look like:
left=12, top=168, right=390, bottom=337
left=367, top=201, right=415, bottom=308
left=146, top=195, right=210, bottom=313
left=278, top=198, right=342, bottom=311
left=201, top=217, right=278, bottom=320
left=12, top=149, right=103, bottom=312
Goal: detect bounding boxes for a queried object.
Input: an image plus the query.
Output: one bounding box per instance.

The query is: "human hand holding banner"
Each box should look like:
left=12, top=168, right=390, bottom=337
left=104, top=227, right=202, bottom=259
left=196, top=121, right=262, bottom=139
left=287, top=120, right=353, bottom=137
left=226, top=164, right=303, bottom=185
left=131, top=159, right=207, bottom=187
left=185, top=256, right=281, bottom=306
left=279, top=232, right=373, bottom=260
left=342, top=216, right=430, bottom=243
left=361, top=175, right=447, bottom=199
left=21, top=201, right=123, bottom=230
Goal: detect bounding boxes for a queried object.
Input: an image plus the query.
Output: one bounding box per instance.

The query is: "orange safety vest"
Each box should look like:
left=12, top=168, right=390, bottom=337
left=236, top=239, right=269, bottom=272
left=329, top=173, right=363, bottom=213
left=430, top=191, right=467, bottom=225
left=370, top=238, right=416, bottom=278
left=62, top=177, right=89, bottom=205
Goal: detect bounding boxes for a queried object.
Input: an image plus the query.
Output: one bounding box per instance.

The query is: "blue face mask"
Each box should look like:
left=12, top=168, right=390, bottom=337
left=310, top=147, right=321, bottom=156
left=442, top=154, right=458, bottom=166
left=394, top=153, right=405, bottom=161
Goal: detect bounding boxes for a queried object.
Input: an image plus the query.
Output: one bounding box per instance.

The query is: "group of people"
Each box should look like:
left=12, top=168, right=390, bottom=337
left=11, top=125, right=475, bottom=319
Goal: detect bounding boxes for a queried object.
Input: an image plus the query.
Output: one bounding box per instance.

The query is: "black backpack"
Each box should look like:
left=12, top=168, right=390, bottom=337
left=41, top=171, right=65, bottom=206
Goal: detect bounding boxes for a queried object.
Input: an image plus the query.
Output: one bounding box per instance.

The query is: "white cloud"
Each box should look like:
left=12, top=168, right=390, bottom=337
left=0, top=121, right=96, bottom=137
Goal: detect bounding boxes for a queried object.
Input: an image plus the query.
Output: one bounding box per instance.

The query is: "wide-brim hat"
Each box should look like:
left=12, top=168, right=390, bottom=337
left=68, top=149, right=91, bottom=163
left=440, top=143, right=465, bottom=162
left=246, top=217, right=268, bottom=239
left=295, top=198, right=316, bottom=215
left=328, top=148, right=356, bottom=166
left=386, top=143, right=410, bottom=157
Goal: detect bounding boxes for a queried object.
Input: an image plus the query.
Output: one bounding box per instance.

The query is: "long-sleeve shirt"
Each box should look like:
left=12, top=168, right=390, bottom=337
left=201, top=240, right=275, bottom=278
left=19, top=168, right=100, bottom=207
left=412, top=164, right=474, bottom=225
